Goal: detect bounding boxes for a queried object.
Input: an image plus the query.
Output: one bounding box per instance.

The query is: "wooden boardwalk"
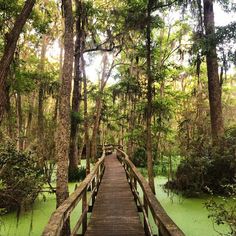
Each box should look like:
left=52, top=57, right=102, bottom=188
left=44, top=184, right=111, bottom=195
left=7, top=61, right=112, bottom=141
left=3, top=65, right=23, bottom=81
left=85, top=153, right=145, bottom=236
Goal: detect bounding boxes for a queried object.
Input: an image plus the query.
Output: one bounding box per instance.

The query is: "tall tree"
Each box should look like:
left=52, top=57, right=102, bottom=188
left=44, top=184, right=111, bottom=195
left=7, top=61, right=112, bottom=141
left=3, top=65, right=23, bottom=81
left=37, top=35, right=48, bottom=142
left=0, top=0, right=36, bottom=123
left=37, top=35, right=49, bottom=165
left=90, top=53, right=114, bottom=161
left=82, top=53, right=90, bottom=175
left=69, top=0, right=84, bottom=175
left=203, top=0, right=224, bottom=145
left=146, top=0, right=155, bottom=194
left=55, top=0, right=74, bottom=212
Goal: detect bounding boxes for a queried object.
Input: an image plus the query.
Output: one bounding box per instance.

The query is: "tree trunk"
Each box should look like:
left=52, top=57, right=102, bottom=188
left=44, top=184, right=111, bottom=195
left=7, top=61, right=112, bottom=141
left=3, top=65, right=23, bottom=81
left=6, top=86, right=13, bottom=138
left=127, top=97, right=135, bottom=158
left=53, top=38, right=64, bottom=123
left=37, top=35, right=48, bottom=166
left=59, top=37, right=64, bottom=82
left=78, top=134, right=85, bottom=163
left=0, top=0, right=36, bottom=123
left=37, top=35, right=47, bottom=141
left=203, top=0, right=224, bottom=145
left=90, top=98, right=102, bottom=161
left=82, top=53, right=90, bottom=175
left=24, top=94, right=34, bottom=149
left=69, top=0, right=83, bottom=175
left=146, top=0, right=155, bottom=194
left=55, top=2, right=74, bottom=234
left=16, top=93, right=23, bottom=150
left=90, top=53, right=112, bottom=161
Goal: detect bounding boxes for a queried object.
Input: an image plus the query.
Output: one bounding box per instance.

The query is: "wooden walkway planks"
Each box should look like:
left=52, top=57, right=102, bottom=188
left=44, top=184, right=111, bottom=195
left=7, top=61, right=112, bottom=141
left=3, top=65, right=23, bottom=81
left=85, top=153, right=145, bottom=236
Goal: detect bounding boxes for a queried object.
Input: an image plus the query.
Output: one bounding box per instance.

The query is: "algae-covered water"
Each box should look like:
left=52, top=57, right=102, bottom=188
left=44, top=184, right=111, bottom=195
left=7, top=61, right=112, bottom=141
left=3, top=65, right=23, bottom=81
left=0, top=183, right=83, bottom=236
left=0, top=176, right=233, bottom=236
left=153, top=176, right=232, bottom=236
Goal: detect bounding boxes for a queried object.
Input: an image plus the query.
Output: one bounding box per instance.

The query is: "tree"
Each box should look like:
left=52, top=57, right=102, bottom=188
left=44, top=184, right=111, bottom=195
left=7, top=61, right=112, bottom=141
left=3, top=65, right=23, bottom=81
left=90, top=53, right=114, bottom=161
left=146, top=0, right=155, bottom=194
left=69, top=0, right=84, bottom=175
left=0, top=0, right=36, bottom=123
left=203, top=0, right=224, bottom=145
left=55, top=0, right=74, bottom=211
left=82, top=53, right=90, bottom=175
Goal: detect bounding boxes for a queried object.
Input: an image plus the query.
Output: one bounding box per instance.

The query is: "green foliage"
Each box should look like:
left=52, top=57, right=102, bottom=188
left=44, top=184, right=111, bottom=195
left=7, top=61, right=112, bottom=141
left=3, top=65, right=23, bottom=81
left=205, top=194, right=236, bottom=235
left=11, top=71, right=37, bottom=93
left=0, top=143, right=44, bottom=214
left=139, top=165, right=160, bottom=177
left=132, top=147, right=146, bottom=167
left=155, top=155, right=182, bottom=176
left=216, top=22, right=236, bottom=44
left=168, top=126, right=236, bottom=197
left=71, top=111, right=83, bottom=123
left=32, top=0, right=60, bottom=35
left=170, top=156, right=209, bottom=197
left=68, top=166, right=86, bottom=182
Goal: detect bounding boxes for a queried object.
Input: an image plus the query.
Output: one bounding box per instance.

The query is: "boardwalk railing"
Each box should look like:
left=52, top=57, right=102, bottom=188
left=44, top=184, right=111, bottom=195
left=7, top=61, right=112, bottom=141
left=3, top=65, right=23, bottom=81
left=116, top=148, right=185, bottom=236
left=42, top=151, right=106, bottom=236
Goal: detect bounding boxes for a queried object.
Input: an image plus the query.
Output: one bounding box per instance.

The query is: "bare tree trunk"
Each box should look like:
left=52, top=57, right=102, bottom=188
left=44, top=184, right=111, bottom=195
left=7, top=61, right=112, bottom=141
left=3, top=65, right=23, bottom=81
left=24, top=94, right=34, bottom=149
left=90, top=53, right=113, bottom=161
left=36, top=35, right=48, bottom=166
left=55, top=4, right=74, bottom=236
left=203, top=0, right=224, bottom=145
left=90, top=98, right=102, bottom=161
left=78, top=134, right=84, bottom=163
left=69, top=0, right=83, bottom=174
left=6, top=86, right=13, bottom=138
left=37, top=35, right=48, bottom=141
left=59, top=37, right=64, bottom=82
left=16, top=93, right=23, bottom=150
left=146, top=0, right=155, bottom=194
left=53, top=40, right=64, bottom=123
left=127, top=97, right=135, bottom=158
left=82, top=53, right=90, bottom=175
left=0, top=0, right=36, bottom=123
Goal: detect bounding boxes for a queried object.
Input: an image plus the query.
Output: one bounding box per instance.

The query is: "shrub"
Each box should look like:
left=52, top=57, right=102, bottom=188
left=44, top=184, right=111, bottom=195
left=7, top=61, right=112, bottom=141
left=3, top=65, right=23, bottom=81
left=167, top=127, right=236, bottom=196
left=68, top=166, right=86, bottom=182
left=132, top=147, right=147, bottom=167
left=0, top=143, right=44, bottom=214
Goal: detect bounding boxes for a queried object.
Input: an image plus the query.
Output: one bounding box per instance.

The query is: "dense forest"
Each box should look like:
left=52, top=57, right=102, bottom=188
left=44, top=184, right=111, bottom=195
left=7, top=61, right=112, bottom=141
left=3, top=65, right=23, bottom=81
left=0, top=0, right=235, bottom=235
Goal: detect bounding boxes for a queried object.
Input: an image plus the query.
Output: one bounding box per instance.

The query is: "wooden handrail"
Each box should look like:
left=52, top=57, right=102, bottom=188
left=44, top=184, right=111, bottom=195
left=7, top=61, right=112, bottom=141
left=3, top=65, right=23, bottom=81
left=116, top=148, right=185, bottom=236
left=42, top=151, right=106, bottom=236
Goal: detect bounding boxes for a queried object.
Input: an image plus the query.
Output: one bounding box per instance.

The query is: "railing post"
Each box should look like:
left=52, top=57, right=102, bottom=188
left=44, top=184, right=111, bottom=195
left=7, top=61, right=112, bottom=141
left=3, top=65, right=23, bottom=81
left=143, top=194, right=149, bottom=235
left=82, top=189, right=87, bottom=235
left=92, top=177, right=96, bottom=208
left=98, top=164, right=101, bottom=183
left=158, top=223, right=164, bottom=236
left=130, top=172, right=133, bottom=188
left=133, top=177, right=138, bottom=206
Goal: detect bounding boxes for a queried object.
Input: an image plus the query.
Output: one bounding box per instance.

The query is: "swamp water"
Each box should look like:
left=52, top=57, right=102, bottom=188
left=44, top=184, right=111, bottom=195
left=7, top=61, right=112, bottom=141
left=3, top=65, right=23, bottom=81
left=0, top=177, right=233, bottom=236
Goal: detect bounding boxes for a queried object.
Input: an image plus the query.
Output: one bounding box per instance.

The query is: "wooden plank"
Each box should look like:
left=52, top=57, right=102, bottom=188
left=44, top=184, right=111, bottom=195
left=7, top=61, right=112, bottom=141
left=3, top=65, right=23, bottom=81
left=117, top=149, right=185, bottom=236
left=85, top=153, right=145, bottom=236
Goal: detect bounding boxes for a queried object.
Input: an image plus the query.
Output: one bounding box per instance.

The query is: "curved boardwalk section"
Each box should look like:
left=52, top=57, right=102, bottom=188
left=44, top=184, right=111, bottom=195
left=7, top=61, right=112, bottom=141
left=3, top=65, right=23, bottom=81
left=85, top=153, right=145, bottom=236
